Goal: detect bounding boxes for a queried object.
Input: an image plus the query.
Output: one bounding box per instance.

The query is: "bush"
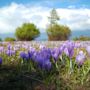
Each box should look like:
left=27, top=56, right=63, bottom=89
left=47, top=9, right=71, bottom=41
left=4, top=37, right=16, bottom=42
left=47, top=24, right=71, bottom=41
left=15, top=23, right=40, bottom=41
left=73, top=36, right=90, bottom=41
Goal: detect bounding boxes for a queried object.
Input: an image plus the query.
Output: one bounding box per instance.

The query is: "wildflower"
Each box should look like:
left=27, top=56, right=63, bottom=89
left=0, top=46, right=4, bottom=54
left=86, top=46, right=90, bottom=56
left=76, top=51, right=86, bottom=65
left=0, top=57, right=2, bottom=64
left=6, top=50, right=15, bottom=56
left=44, top=60, right=52, bottom=70
left=51, top=47, right=60, bottom=61
left=33, top=48, right=52, bottom=70
left=7, top=44, right=12, bottom=50
left=64, top=41, right=75, bottom=58
left=20, top=51, right=29, bottom=60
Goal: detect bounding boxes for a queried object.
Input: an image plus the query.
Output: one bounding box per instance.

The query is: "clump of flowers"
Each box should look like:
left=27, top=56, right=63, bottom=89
left=76, top=51, right=86, bottom=65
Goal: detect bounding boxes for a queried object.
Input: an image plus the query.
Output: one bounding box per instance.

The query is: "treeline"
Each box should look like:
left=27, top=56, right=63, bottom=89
left=0, top=9, right=90, bottom=41
left=73, top=36, right=90, bottom=41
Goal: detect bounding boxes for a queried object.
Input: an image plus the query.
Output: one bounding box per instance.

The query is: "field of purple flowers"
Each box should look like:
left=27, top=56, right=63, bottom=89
left=0, top=41, right=90, bottom=90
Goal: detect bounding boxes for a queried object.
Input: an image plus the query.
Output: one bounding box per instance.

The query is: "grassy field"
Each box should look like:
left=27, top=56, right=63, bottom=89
left=0, top=41, right=90, bottom=90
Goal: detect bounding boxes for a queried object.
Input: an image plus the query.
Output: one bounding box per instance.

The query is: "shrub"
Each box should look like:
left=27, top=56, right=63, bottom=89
left=15, top=23, right=40, bottom=41
left=4, top=37, right=16, bottom=41
left=47, top=24, right=71, bottom=41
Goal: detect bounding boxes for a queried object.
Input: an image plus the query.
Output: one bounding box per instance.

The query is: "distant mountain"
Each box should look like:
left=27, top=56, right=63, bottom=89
left=71, top=30, right=90, bottom=39
left=0, top=30, right=90, bottom=41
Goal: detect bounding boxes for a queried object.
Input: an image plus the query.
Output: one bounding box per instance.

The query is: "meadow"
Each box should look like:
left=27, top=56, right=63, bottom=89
left=0, top=41, right=90, bottom=90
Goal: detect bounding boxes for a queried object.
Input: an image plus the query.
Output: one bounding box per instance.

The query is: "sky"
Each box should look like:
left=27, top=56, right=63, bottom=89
left=0, top=0, right=90, bottom=33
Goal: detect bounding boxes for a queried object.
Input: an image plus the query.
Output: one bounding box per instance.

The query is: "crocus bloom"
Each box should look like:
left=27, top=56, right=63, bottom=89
left=64, top=41, right=75, bottom=58
left=76, top=51, right=86, bottom=65
left=86, top=46, right=90, bottom=56
left=28, top=50, right=35, bottom=60
left=0, top=57, right=2, bottom=64
left=59, top=44, right=65, bottom=52
left=75, top=43, right=81, bottom=48
left=40, top=47, right=51, bottom=59
left=33, top=48, right=52, bottom=70
left=20, top=52, right=29, bottom=60
left=51, top=47, right=60, bottom=61
left=7, top=44, right=12, bottom=50
left=0, top=46, right=4, bottom=54
left=44, top=60, right=52, bottom=70
left=39, top=45, right=46, bottom=49
left=28, top=47, right=36, bottom=60
left=6, top=50, right=15, bottom=56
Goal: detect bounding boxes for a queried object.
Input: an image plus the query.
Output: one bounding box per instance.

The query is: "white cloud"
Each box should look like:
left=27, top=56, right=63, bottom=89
left=0, top=3, right=90, bottom=34
left=57, top=8, right=90, bottom=30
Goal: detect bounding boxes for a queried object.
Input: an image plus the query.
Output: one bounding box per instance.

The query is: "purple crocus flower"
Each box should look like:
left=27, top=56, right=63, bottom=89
left=64, top=41, right=75, bottom=58
left=64, top=47, right=69, bottom=56
left=33, top=48, right=52, bottom=70
left=0, top=57, right=2, bottom=64
left=86, top=46, right=90, bottom=56
left=38, top=59, right=52, bottom=70
left=28, top=47, right=36, bottom=60
left=39, top=45, right=46, bottom=49
left=34, top=47, right=51, bottom=61
left=20, top=52, right=29, bottom=60
left=6, top=50, right=15, bottom=56
left=0, top=46, right=4, bottom=54
left=75, top=42, right=81, bottom=48
left=20, top=52, right=26, bottom=59
left=28, top=50, right=35, bottom=60
left=59, top=44, right=65, bottom=52
left=44, top=60, right=52, bottom=70
left=51, top=47, right=60, bottom=61
left=76, top=51, right=86, bottom=65
left=41, top=48, right=51, bottom=59
left=7, top=44, right=12, bottom=50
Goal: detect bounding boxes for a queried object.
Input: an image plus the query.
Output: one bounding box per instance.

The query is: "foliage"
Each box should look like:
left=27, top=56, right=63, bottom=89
left=73, top=36, right=90, bottom=41
left=47, top=24, right=71, bottom=40
left=4, top=37, right=16, bottom=42
left=47, top=9, right=71, bottom=41
left=15, top=23, right=40, bottom=41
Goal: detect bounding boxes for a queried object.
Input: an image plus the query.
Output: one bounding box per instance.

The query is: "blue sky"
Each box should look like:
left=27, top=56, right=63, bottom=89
left=0, top=0, right=90, bottom=33
left=0, top=0, right=90, bottom=8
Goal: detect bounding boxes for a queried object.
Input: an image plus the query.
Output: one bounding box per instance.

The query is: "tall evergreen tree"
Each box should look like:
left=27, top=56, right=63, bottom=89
left=47, top=9, right=71, bottom=41
left=48, top=8, right=60, bottom=25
